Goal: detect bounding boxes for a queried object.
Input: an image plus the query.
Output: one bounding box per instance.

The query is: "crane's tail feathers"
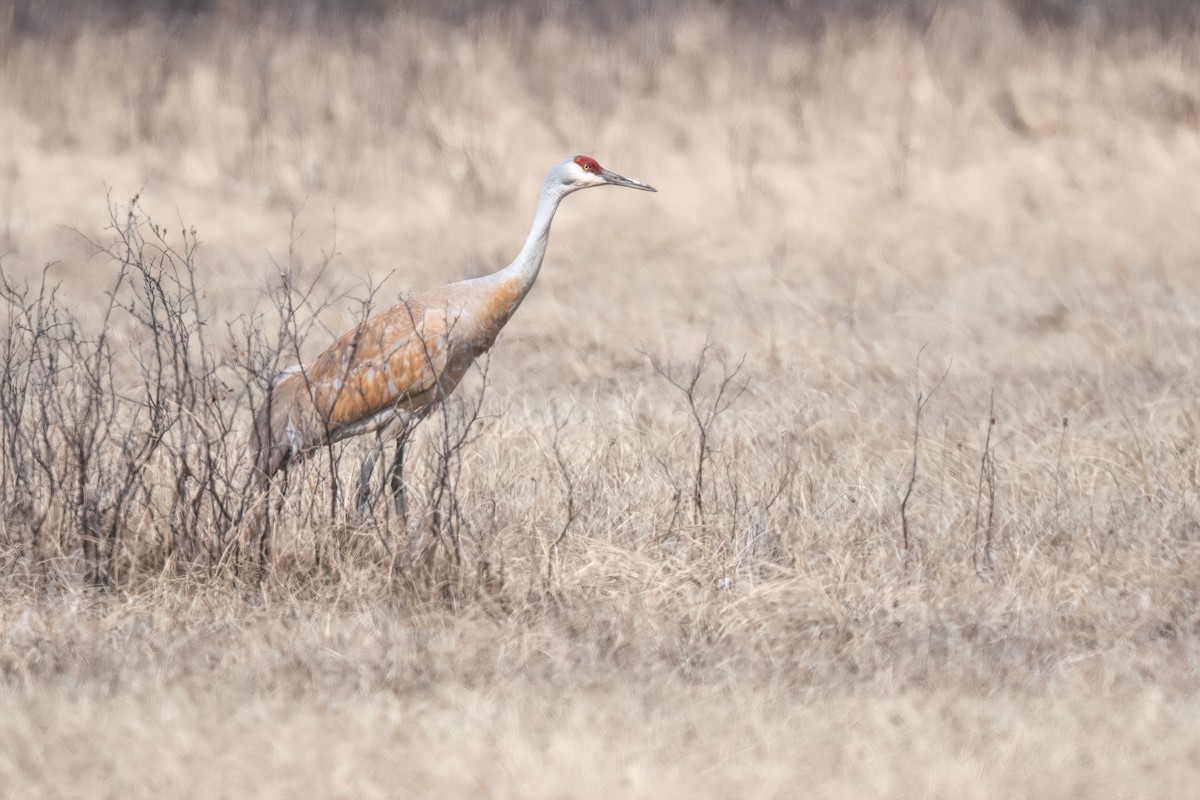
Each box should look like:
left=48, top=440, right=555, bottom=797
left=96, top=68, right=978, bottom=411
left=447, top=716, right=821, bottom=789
left=272, top=363, right=304, bottom=385
left=249, top=374, right=322, bottom=483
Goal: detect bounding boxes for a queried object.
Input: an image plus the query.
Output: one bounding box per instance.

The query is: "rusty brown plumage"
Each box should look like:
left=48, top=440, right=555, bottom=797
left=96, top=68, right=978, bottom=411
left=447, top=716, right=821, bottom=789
left=252, top=286, right=500, bottom=478
left=250, top=155, right=656, bottom=483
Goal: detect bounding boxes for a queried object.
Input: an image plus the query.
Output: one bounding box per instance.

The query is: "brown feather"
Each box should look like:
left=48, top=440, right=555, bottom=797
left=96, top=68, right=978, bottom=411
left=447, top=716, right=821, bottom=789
left=251, top=280, right=517, bottom=479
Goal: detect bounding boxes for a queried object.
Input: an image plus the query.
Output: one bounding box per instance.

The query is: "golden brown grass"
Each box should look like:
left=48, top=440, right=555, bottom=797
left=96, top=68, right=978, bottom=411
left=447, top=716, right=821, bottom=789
left=2, top=2, right=1200, bottom=797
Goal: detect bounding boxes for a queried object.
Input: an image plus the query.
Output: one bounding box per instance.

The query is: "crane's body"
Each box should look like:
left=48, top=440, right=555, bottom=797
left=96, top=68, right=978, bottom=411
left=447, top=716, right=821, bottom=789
left=251, top=155, right=655, bottom=481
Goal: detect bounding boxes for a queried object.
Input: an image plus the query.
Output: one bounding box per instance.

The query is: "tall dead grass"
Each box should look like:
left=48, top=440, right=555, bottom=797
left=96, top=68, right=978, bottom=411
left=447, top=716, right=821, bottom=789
left=1, top=2, right=1200, bottom=796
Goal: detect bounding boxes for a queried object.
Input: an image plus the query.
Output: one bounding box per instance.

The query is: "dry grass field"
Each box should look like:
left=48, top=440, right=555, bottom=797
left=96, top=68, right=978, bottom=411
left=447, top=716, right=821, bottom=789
left=2, top=1, right=1200, bottom=796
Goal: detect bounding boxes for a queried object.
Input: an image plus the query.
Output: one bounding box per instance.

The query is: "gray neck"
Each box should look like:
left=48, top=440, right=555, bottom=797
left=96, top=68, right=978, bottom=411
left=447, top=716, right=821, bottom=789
left=497, top=177, right=570, bottom=293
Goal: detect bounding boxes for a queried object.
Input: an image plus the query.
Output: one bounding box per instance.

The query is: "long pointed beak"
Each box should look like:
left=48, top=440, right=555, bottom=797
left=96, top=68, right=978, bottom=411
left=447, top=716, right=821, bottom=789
left=600, top=167, right=657, bottom=192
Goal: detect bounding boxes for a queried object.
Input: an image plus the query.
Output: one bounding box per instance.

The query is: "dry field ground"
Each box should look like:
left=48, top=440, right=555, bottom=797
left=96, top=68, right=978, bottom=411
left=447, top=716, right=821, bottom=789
left=2, top=1, right=1200, bottom=797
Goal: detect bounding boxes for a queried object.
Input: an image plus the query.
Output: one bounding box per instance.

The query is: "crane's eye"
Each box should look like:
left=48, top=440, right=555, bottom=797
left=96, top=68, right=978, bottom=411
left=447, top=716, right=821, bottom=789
left=582, top=163, right=593, bottom=171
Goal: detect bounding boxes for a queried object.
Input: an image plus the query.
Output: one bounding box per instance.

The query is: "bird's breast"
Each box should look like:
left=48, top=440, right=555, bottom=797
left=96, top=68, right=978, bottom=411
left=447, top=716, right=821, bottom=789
left=468, top=277, right=525, bottom=348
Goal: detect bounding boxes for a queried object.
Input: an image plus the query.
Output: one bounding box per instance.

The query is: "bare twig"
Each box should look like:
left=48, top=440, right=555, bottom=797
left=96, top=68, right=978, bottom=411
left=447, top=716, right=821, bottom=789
left=974, top=391, right=999, bottom=578
left=641, top=338, right=748, bottom=522
left=900, top=345, right=951, bottom=555
left=543, top=405, right=579, bottom=585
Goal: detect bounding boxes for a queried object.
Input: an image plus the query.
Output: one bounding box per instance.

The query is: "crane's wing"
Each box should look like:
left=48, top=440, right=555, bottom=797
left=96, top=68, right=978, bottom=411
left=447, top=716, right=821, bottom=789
left=251, top=298, right=453, bottom=478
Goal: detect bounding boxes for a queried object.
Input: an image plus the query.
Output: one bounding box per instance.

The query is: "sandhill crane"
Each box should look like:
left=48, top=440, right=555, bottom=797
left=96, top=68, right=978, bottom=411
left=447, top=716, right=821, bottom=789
left=250, top=155, right=656, bottom=505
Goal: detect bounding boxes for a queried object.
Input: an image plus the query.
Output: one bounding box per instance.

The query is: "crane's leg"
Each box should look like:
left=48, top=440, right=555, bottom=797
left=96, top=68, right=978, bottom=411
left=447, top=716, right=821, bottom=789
left=388, top=434, right=409, bottom=520
left=356, top=434, right=386, bottom=520
left=388, top=414, right=423, bottom=520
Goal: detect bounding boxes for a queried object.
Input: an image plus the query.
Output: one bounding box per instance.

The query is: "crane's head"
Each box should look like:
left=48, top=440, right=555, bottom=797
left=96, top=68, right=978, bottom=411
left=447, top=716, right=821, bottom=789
left=558, top=155, right=657, bottom=193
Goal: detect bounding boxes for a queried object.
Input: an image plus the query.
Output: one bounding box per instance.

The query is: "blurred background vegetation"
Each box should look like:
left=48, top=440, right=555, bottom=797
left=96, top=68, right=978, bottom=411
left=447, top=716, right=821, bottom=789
left=4, top=0, right=1200, bottom=40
